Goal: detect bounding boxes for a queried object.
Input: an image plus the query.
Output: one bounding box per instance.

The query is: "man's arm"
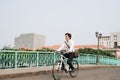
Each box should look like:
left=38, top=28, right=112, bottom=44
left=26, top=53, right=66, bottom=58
left=57, top=44, right=64, bottom=51
left=68, top=40, right=74, bottom=52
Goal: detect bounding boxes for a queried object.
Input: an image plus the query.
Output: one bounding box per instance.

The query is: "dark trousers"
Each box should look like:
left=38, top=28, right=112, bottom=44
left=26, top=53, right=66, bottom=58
left=62, top=52, right=74, bottom=70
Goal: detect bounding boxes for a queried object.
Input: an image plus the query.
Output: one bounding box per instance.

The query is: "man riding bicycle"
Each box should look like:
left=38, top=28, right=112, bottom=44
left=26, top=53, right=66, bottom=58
left=57, top=33, right=75, bottom=72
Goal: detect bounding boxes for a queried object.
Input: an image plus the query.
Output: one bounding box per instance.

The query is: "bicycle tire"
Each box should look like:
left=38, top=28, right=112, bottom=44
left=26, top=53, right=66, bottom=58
left=69, top=60, right=79, bottom=78
left=52, top=60, right=63, bottom=80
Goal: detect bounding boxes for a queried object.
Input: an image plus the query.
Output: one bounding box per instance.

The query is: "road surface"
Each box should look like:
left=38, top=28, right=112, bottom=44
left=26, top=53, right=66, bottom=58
left=4, top=67, right=120, bottom=80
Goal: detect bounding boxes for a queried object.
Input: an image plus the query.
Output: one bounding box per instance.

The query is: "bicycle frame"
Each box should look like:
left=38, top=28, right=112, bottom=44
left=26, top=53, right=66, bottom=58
left=52, top=52, right=79, bottom=80
left=57, top=53, right=67, bottom=70
left=56, top=51, right=74, bottom=71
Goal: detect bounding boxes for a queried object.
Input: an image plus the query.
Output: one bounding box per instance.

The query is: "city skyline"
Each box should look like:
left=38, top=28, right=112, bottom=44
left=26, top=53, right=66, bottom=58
left=0, top=0, right=120, bottom=49
left=14, top=33, right=45, bottom=49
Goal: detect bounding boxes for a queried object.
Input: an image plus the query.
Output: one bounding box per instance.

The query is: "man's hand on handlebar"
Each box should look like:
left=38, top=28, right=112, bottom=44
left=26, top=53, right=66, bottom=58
left=66, top=51, right=70, bottom=54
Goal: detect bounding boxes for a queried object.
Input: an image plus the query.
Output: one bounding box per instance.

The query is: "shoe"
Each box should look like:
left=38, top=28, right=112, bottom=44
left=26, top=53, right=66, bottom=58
left=64, top=68, right=68, bottom=73
left=69, top=69, right=75, bottom=73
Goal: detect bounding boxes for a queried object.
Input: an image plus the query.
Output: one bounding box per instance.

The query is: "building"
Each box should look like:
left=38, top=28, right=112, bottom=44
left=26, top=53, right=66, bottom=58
left=100, top=32, right=120, bottom=49
left=99, top=32, right=120, bottom=59
left=14, top=33, right=45, bottom=50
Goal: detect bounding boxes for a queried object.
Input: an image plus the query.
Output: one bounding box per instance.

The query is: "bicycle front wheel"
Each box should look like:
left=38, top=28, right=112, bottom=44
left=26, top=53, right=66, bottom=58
left=52, top=60, right=63, bottom=80
left=69, top=60, right=79, bottom=78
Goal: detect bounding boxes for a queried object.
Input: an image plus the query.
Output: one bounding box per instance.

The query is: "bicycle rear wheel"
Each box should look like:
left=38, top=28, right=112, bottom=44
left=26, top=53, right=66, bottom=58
left=52, top=60, right=63, bottom=80
left=69, top=60, right=79, bottom=78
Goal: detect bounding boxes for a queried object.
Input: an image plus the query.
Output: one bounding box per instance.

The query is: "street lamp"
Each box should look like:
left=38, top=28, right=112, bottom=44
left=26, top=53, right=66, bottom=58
left=95, top=32, right=102, bottom=65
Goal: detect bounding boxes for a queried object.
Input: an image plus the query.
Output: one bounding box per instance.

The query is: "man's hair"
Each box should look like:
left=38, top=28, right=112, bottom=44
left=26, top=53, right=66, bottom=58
left=65, top=33, right=72, bottom=39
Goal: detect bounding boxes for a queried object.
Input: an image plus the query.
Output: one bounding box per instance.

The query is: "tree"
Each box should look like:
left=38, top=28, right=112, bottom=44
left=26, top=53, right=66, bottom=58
left=77, top=48, right=115, bottom=57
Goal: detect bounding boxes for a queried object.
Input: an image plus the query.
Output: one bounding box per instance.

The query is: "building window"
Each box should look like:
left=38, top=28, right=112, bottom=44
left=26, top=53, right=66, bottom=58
left=113, top=35, right=117, bottom=40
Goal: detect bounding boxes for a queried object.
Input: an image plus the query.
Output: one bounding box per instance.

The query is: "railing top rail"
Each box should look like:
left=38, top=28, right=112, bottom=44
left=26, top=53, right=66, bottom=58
left=0, top=50, right=55, bottom=54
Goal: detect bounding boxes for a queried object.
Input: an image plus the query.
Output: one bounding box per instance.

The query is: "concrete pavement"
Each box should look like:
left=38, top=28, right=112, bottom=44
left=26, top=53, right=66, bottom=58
left=5, top=67, right=120, bottom=80
left=0, top=65, right=120, bottom=79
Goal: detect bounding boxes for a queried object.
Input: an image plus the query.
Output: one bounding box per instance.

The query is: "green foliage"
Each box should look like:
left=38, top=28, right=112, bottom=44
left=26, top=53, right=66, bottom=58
left=36, top=48, right=55, bottom=52
left=78, top=48, right=115, bottom=57
left=1, top=47, right=55, bottom=52
left=1, top=48, right=19, bottom=51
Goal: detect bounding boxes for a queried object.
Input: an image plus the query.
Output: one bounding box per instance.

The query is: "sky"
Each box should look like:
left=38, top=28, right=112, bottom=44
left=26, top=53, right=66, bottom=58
left=0, top=0, right=120, bottom=49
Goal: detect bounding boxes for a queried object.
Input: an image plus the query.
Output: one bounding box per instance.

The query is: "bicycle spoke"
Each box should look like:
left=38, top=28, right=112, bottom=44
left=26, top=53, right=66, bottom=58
left=69, top=60, right=79, bottom=78
left=52, top=60, right=63, bottom=80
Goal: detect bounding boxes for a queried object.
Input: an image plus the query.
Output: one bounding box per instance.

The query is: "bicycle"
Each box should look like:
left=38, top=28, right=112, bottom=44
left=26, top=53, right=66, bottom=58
left=52, top=51, right=79, bottom=80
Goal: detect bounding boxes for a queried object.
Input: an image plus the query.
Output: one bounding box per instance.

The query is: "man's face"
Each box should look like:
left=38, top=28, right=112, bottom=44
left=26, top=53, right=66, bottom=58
left=65, top=35, right=70, bottom=41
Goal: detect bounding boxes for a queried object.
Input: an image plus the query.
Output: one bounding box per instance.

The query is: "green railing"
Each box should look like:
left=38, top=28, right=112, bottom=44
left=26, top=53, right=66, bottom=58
left=0, top=51, right=120, bottom=69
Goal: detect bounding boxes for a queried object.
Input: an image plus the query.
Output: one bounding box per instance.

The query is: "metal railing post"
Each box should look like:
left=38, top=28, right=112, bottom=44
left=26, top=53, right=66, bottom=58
left=36, top=52, right=39, bottom=67
left=15, top=51, right=18, bottom=68
left=54, top=52, right=56, bottom=63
